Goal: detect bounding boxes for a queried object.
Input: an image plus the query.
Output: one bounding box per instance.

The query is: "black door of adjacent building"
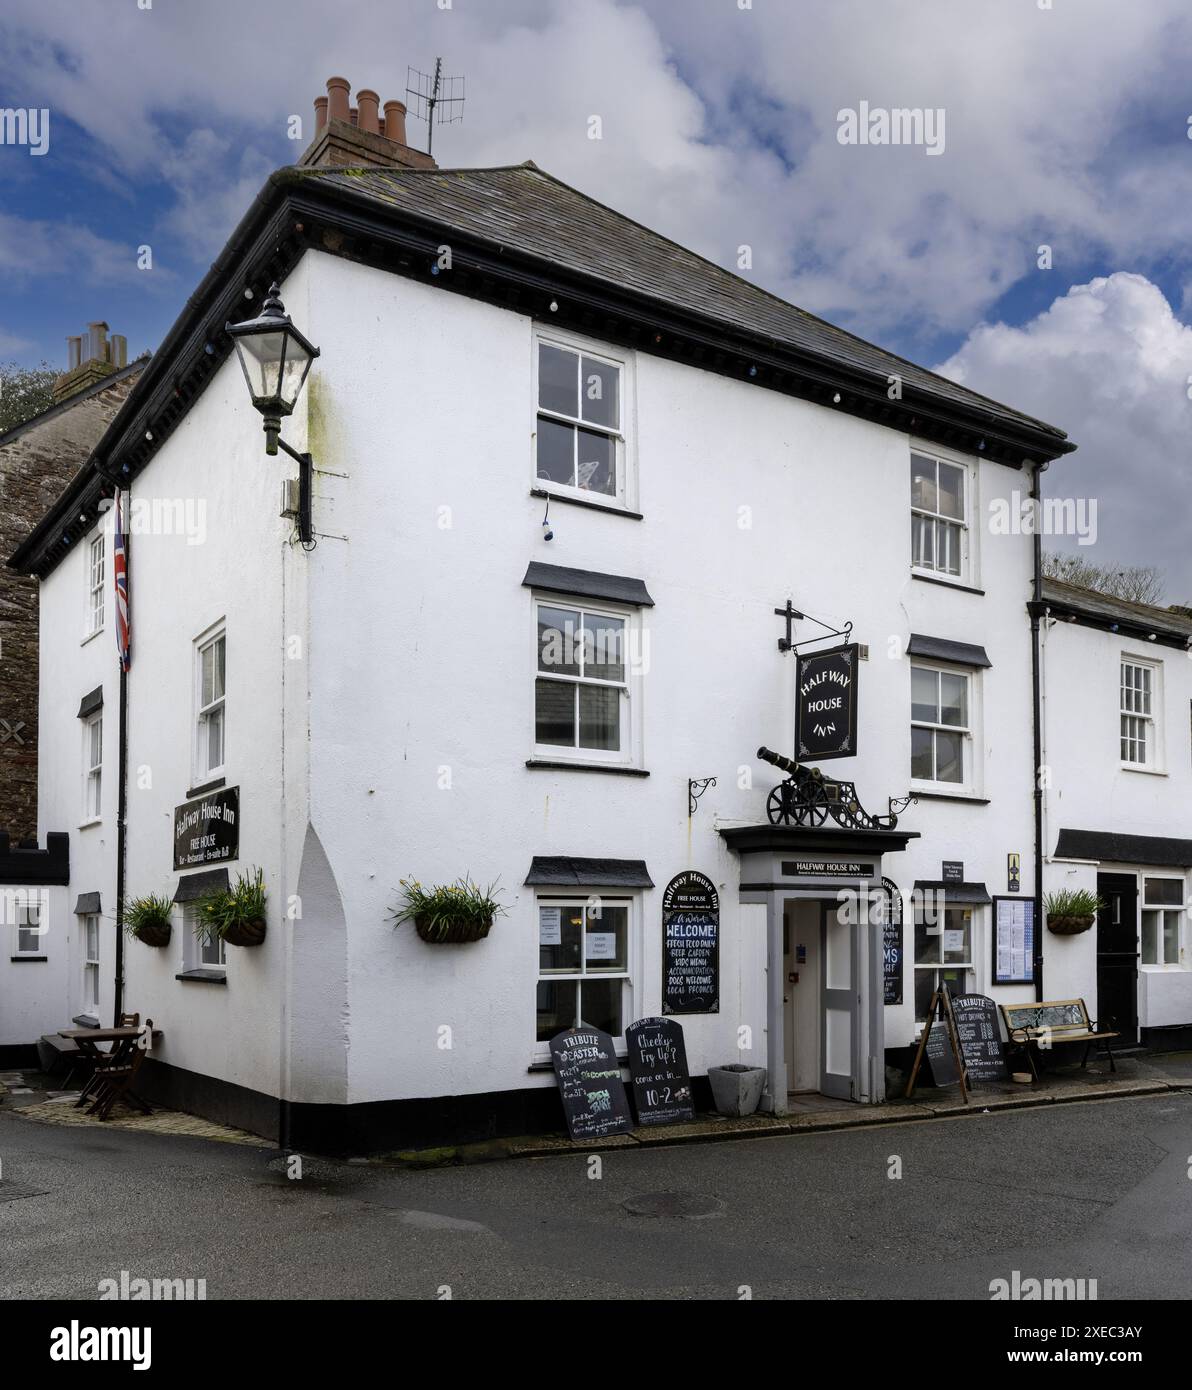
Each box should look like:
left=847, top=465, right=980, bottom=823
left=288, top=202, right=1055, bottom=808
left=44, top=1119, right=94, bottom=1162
left=1096, top=874, right=1138, bottom=1043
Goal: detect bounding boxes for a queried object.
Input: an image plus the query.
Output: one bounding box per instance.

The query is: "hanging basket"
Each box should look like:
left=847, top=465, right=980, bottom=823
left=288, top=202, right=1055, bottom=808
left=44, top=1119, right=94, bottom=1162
left=1047, top=913, right=1095, bottom=936
left=414, top=913, right=493, bottom=944
left=132, top=921, right=172, bottom=948
left=223, top=917, right=267, bottom=948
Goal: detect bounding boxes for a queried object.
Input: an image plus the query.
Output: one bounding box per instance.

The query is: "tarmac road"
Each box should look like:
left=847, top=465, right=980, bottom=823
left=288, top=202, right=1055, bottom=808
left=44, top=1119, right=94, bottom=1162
left=1, top=1091, right=1190, bottom=1300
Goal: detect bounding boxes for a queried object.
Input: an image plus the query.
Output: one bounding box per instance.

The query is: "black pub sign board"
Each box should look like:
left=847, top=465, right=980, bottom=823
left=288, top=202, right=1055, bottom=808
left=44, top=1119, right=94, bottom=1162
left=173, top=786, right=240, bottom=871
left=625, top=1017, right=695, bottom=1125
left=549, top=1027, right=633, bottom=1141
left=662, top=871, right=719, bottom=1015
left=949, top=993, right=1009, bottom=1083
left=880, top=877, right=903, bottom=1006
left=795, top=642, right=859, bottom=760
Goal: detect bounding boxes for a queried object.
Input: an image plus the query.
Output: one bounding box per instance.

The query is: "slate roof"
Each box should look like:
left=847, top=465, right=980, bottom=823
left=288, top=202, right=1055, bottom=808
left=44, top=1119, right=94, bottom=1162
left=1041, top=577, right=1192, bottom=641
left=306, top=162, right=1071, bottom=445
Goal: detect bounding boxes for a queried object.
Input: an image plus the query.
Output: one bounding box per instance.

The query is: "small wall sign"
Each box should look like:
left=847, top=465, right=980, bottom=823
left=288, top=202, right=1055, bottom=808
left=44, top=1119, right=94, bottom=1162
left=172, top=786, right=240, bottom=871
left=942, top=861, right=964, bottom=883
left=879, top=877, right=903, bottom=1006
left=1007, top=852, right=1021, bottom=893
left=782, top=860, right=874, bottom=879
left=662, top=871, right=719, bottom=1015
left=795, top=642, right=859, bottom=761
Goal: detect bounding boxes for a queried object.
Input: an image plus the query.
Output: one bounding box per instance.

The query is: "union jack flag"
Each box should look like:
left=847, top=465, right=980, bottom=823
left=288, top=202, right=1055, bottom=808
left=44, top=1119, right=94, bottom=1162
left=114, top=490, right=130, bottom=672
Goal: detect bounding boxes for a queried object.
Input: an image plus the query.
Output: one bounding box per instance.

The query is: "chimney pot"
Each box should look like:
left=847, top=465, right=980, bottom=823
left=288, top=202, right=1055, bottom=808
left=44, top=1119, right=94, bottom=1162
left=383, top=99, right=409, bottom=146
left=314, top=95, right=328, bottom=131
left=111, top=334, right=127, bottom=369
left=67, top=336, right=82, bottom=370
left=326, top=76, right=351, bottom=125
left=356, top=89, right=380, bottom=134
left=86, top=321, right=109, bottom=364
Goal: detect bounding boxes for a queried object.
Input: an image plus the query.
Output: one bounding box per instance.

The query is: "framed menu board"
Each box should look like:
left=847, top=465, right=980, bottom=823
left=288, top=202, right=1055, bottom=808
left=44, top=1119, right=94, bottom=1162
left=992, top=896, right=1035, bottom=985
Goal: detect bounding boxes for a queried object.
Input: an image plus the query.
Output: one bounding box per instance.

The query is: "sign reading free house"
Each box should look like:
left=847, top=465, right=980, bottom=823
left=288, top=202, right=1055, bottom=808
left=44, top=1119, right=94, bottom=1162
left=795, top=642, right=859, bottom=760
left=173, top=786, right=240, bottom=870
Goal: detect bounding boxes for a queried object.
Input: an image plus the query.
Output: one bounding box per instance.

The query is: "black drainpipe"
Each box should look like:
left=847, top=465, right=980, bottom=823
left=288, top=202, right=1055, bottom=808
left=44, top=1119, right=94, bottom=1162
left=98, top=472, right=129, bottom=1025
left=1029, top=461, right=1047, bottom=1002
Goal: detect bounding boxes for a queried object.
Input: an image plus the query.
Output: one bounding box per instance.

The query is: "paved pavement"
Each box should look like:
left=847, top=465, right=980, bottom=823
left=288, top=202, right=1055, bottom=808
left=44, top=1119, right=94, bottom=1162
left=2, top=1090, right=1190, bottom=1299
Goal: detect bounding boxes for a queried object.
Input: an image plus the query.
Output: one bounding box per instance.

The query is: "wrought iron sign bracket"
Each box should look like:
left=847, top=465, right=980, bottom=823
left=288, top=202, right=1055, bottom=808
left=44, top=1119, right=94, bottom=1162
left=775, top=598, right=853, bottom=654
left=688, top=777, right=717, bottom=816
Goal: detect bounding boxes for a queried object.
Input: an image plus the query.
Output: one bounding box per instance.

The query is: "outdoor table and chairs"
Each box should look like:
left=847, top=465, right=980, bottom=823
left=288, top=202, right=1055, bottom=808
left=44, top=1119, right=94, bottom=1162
left=57, top=1017, right=159, bottom=1120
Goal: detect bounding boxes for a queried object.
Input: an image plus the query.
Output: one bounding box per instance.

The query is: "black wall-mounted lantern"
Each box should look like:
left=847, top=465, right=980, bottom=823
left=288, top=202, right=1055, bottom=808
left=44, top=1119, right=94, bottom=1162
left=226, top=282, right=320, bottom=544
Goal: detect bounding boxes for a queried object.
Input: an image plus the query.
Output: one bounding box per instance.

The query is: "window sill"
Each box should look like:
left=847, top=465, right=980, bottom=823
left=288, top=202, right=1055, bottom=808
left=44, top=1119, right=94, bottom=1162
left=910, top=787, right=989, bottom=804
left=1120, top=764, right=1167, bottom=777
left=186, top=776, right=227, bottom=799
left=1140, top=963, right=1186, bottom=973
left=10, top=955, right=47, bottom=963
left=80, top=626, right=105, bottom=647
left=530, top=487, right=643, bottom=521
left=78, top=817, right=102, bottom=830
left=526, top=759, right=649, bottom=777
left=911, top=571, right=984, bottom=596
left=175, top=970, right=226, bottom=985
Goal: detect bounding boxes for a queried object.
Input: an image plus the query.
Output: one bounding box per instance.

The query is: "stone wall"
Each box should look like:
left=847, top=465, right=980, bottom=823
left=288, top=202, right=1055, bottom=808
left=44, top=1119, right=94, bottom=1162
left=0, top=367, right=143, bottom=838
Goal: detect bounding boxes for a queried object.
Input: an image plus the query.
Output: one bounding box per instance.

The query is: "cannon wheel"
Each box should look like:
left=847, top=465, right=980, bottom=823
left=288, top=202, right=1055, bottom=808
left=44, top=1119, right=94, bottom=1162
left=766, top=782, right=798, bottom=826
left=794, top=781, right=829, bottom=827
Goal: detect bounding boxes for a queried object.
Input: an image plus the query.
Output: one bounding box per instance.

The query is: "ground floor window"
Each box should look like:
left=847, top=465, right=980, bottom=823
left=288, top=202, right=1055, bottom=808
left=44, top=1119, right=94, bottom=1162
left=83, top=914, right=100, bottom=1014
left=914, top=904, right=975, bottom=1021
left=182, top=902, right=225, bottom=971
left=536, top=897, right=632, bottom=1047
left=1141, top=877, right=1184, bottom=967
left=12, top=892, right=43, bottom=955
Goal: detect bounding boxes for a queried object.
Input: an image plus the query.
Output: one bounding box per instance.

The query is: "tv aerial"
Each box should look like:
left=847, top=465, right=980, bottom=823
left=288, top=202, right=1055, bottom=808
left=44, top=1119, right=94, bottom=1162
left=405, top=58, right=465, bottom=157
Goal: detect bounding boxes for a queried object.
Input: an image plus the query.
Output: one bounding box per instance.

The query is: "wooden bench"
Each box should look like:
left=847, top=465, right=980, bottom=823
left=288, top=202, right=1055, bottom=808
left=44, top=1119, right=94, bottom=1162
left=1000, top=999, right=1118, bottom=1080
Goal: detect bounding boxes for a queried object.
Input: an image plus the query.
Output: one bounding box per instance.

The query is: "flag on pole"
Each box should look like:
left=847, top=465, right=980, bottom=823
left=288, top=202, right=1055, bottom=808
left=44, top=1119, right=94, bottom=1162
left=113, top=490, right=130, bottom=672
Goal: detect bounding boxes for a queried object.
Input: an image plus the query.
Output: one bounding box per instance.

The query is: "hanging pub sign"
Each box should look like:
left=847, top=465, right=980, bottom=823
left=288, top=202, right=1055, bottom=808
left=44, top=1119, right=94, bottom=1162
left=625, top=1017, right=695, bottom=1125
left=549, top=1027, right=633, bottom=1141
left=795, top=642, right=859, bottom=760
left=662, top=871, right=719, bottom=1015
left=173, top=786, right=240, bottom=871
left=879, top=877, right=903, bottom=1006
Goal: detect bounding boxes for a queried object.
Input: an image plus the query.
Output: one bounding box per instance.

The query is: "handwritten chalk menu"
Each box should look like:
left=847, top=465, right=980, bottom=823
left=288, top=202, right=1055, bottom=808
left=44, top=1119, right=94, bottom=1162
left=993, top=896, right=1035, bottom=984
left=662, top=871, right=719, bottom=1015
left=949, top=993, right=1009, bottom=1083
left=549, top=1028, right=633, bottom=1141
left=924, top=1021, right=961, bottom=1087
left=625, top=1017, right=695, bottom=1126
left=879, top=877, right=903, bottom=1006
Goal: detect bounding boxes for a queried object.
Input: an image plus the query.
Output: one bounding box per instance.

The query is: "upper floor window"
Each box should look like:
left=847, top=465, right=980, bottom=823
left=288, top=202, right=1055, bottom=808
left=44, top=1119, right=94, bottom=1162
left=535, top=600, right=631, bottom=762
left=911, top=451, right=969, bottom=580
left=196, top=630, right=226, bottom=779
left=1141, top=877, right=1183, bottom=968
left=83, top=712, right=103, bottom=821
left=87, top=534, right=105, bottom=635
left=1121, top=659, right=1158, bottom=769
left=535, top=335, right=628, bottom=506
left=911, top=663, right=972, bottom=788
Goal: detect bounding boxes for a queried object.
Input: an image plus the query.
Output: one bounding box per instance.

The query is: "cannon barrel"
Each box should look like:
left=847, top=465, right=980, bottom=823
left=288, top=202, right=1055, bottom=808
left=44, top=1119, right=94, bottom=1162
left=757, top=746, right=799, bottom=775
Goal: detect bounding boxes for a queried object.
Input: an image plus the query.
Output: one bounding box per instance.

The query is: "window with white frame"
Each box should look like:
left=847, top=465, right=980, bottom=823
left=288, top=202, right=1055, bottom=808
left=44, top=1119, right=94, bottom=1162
left=911, top=664, right=971, bottom=787
left=914, top=904, right=975, bottom=1022
left=83, top=712, right=103, bottom=821
left=12, top=892, right=44, bottom=955
left=1141, top=877, right=1183, bottom=967
left=196, top=630, right=226, bottom=779
left=1120, top=659, right=1158, bottom=768
left=182, top=902, right=226, bottom=971
left=87, top=533, right=105, bottom=635
left=535, top=600, right=630, bottom=759
left=83, top=913, right=100, bottom=1015
left=911, top=451, right=969, bottom=579
left=535, top=336, right=626, bottom=503
left=536, top=897, right=632, bottom=1048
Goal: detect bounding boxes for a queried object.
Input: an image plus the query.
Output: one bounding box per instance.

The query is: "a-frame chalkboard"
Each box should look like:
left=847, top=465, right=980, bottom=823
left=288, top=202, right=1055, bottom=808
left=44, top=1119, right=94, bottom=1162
left=905, top=988, right=969, bottom=1104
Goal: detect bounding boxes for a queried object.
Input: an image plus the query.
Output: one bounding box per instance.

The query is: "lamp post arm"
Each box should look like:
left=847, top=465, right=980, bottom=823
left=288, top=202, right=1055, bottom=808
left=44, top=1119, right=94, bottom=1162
left=274, top=434, right=314, bottom=546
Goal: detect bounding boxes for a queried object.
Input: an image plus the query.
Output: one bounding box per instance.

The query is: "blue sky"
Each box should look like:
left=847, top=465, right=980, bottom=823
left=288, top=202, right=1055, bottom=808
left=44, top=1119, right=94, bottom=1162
left=3, top=0, right=1192, bottom=593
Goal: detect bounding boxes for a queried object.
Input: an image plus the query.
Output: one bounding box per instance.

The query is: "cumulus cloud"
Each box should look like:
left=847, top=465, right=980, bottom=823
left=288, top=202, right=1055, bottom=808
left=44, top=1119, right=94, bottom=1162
left=935, top=273, right=1192, bottom=599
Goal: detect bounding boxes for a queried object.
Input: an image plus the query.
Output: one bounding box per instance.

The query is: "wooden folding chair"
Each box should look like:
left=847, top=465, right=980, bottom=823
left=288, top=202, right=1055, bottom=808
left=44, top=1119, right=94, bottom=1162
left=75, top=1013, right=141, bottom=1108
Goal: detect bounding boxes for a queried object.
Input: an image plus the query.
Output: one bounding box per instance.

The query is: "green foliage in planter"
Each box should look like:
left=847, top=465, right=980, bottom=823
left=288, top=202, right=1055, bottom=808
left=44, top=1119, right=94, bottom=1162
left=123, top=893, right=174, bottom=939
left=390, top=876, right=506, bottom=941
left=1043, top=888, right=1104, bottom=920
left=195, top=868, right=267, bottom=943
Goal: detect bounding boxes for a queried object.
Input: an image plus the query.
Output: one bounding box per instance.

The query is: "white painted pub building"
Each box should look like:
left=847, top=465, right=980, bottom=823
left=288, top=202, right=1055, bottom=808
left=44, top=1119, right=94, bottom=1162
left=5, top=82, right=1191, bottom=1149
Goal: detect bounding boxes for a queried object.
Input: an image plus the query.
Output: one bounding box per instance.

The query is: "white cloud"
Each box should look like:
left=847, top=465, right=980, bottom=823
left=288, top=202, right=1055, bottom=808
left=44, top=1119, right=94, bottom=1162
left=935, top=273, right=1192, bottom=599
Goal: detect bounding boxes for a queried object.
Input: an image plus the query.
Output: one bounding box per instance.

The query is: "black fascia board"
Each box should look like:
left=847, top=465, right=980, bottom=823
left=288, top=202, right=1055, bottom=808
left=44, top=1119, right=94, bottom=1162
left=1028, top=598, right=1192, bottom=652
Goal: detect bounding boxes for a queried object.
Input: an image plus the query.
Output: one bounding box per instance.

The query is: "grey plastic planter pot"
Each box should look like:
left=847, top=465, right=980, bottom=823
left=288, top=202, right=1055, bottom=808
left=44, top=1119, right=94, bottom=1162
left=708, top=1063, right=766, bottom=1117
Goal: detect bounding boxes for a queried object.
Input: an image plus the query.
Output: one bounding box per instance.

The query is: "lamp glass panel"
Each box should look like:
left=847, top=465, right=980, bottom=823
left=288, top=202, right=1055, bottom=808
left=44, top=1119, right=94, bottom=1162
left=235, top=330, right=288, bottom=401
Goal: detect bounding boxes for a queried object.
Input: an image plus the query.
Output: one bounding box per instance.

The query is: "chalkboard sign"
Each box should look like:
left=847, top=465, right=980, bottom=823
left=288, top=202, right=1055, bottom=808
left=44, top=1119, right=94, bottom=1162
left=549, top=1028, right=633, bottom=1141
left=625, top=1017, right=694, bottom=1126
left=948, top=993, right=1009, bottom=1083
left=662, top=871, right=719, bottom=1015
left=879, top=877, right=903, bottom=1006
left=923, top=1021, right=961, bottom=1087
left=795, top=642, right=859, bottom=760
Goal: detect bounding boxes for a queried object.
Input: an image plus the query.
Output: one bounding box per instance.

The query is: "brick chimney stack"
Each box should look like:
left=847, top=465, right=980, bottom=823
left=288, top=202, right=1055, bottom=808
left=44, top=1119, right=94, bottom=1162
left=51, top=322, right=129, bottom=404
left=298, top=76, right=438, bottom=172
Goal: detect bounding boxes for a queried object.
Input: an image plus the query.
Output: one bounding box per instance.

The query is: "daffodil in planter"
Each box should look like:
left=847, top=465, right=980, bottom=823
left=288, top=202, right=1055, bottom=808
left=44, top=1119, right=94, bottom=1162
left=391, top=876, right=506, bottom=944
left=123, top=893, right=174, bottom=948
left=195, top=868, right=268, bottom=949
